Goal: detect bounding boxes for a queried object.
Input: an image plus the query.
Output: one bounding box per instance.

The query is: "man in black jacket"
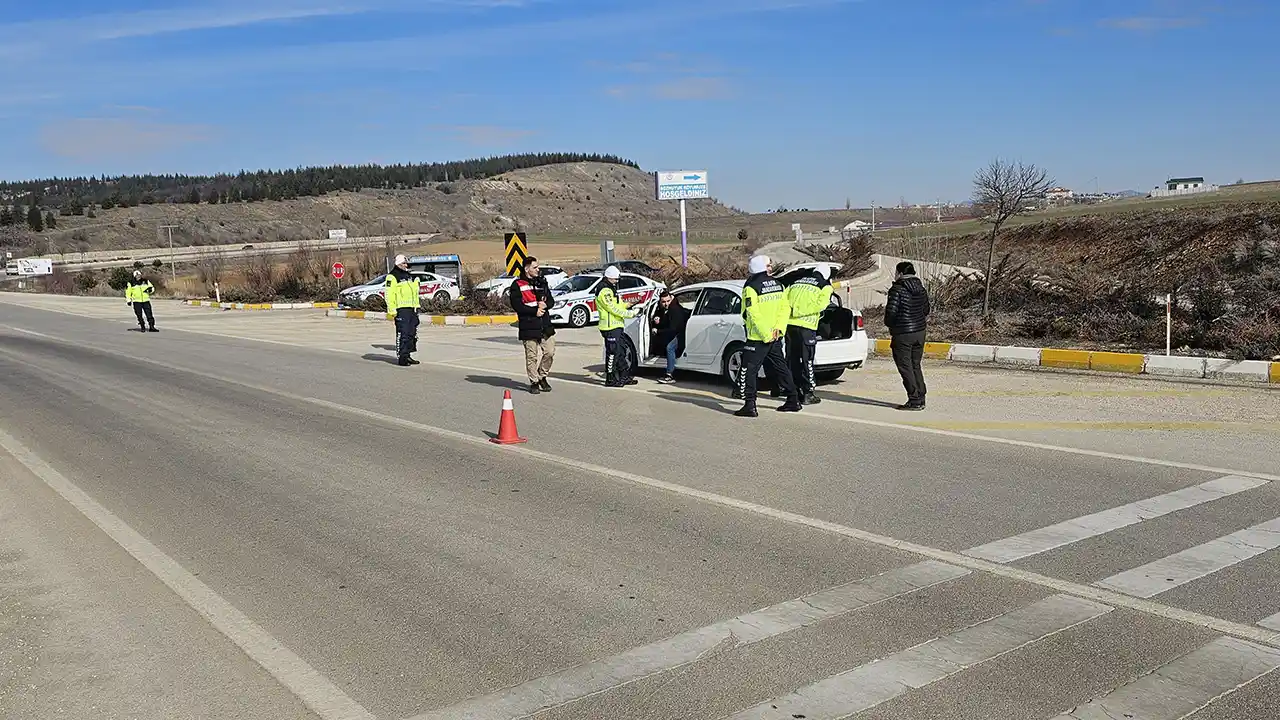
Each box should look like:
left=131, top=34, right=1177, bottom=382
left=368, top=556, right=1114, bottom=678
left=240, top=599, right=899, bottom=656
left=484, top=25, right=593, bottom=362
left=508, top=257, right=557, bottom=394
left=884, top=261, right=931, bottom=410
left=650, top=290, right=689, bottom=384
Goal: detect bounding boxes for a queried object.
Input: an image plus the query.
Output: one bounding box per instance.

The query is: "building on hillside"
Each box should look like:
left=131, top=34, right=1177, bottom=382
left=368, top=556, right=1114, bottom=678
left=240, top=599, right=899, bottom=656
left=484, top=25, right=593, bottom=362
left=1045, top=187, right=1074, bottom=206
left=1150, top=176, right=1219, bottom=198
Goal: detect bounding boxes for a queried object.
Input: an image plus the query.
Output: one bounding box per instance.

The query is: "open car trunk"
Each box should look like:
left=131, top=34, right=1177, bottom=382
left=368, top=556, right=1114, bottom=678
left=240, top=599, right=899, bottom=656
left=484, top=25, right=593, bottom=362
left=818, top=305, right=855, bottom=341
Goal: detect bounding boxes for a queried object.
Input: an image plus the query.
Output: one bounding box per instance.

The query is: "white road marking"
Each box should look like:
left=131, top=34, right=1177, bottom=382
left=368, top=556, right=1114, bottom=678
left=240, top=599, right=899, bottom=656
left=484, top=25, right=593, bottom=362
left=1095, top=517, right=1280, bottom=598
left=4, top=324, right=54, bottom=338
left=728, top=594, right=1112, bottom=720
left=7, top=330, right=1280, bottom=649
left=0, top=426, right=375, bottom=720
left=406, top=561, right=969, bottom=720
left=964, top=475, right=1270, bottom=563
left=1259, top=611, right=1280, bottom=631
left=1047, top=636, right=1280, bottom=719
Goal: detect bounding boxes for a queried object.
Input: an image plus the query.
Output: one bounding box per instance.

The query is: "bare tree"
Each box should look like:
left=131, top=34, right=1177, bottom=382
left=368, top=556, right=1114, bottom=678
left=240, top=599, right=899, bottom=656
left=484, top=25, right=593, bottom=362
left=972, top=158, right=1053, bottom=317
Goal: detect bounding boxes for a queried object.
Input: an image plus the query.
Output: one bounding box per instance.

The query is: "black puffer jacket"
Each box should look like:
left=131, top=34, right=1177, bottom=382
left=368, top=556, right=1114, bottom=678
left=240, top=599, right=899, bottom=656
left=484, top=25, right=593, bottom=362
left=884, top=276, right=930, bottom=335
left=508, top=274, right=556, bottom=341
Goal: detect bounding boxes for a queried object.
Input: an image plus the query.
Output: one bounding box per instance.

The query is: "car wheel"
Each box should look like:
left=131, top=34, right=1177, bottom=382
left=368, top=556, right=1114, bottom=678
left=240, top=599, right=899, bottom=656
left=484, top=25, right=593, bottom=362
left=620, top=336, right=638, bottom=378
left=569, top=305, right=590, bottom=328
left=432, top=290, right=451, bottom=306
left=815, top=368, right=846, bottom=384
left=722, top=343, right=745, bottom=386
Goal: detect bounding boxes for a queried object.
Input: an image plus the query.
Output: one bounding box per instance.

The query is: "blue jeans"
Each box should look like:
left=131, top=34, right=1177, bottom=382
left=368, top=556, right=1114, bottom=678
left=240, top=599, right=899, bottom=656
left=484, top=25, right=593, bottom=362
left=664, top=337, right=678, bottom=375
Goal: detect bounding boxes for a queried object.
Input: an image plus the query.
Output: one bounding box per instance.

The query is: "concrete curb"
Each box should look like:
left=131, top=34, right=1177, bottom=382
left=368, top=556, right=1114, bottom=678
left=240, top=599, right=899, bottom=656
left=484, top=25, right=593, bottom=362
left=868, top=339, right=1280, bottom=385
left=325, top=309, right=518, bottom=325
left=186, top=300, right=338, bottom=311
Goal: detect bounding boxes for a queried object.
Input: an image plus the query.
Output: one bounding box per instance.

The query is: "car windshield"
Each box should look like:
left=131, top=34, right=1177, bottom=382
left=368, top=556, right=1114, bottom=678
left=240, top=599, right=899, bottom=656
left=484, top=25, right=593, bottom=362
left=556, top=275, right=599, bottom=293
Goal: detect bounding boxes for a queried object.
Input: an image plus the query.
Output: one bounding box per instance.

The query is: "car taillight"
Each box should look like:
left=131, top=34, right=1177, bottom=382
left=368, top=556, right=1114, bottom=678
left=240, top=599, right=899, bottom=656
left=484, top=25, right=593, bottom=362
left=855, top=315, right=865, bottom=331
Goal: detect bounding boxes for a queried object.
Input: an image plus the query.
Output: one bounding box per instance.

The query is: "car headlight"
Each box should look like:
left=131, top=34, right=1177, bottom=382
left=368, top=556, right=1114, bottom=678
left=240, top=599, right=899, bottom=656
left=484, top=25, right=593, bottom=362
left=553, top=300, right=566, bottom=310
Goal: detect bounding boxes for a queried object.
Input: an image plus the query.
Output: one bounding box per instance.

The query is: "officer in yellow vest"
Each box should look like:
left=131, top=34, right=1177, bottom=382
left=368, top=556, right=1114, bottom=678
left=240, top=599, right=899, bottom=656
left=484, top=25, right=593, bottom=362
left=125, top=270, right=159, bottom=332
left=736, top=255, right=798, bottom=417
left=384, top=254, right=421, bottom=366
left=785, top=264, right=834, bottom=404
left=595, top=265, right=638, bottom=387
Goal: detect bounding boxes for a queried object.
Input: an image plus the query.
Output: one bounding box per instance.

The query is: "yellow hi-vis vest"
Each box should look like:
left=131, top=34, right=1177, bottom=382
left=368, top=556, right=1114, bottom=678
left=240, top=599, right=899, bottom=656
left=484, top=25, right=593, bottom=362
left=595, top=284, right=635, bottom=331
left=384, top=273, right=420, bottom=311
left=126, top=280, right=155, bottom=302
left=742, top=273, right=790, bottom=342
left=786, top=272, right=833, bottom=331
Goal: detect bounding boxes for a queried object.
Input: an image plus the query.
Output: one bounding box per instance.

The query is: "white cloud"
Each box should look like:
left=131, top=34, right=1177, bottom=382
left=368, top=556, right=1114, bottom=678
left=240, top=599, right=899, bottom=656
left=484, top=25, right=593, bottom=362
left=39, top=118, right=215, bottom=160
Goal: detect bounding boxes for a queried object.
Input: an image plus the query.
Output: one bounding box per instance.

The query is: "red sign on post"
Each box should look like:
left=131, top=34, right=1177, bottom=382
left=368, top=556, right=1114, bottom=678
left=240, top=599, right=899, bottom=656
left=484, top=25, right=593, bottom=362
left=331, top=262, right=345, bottom=279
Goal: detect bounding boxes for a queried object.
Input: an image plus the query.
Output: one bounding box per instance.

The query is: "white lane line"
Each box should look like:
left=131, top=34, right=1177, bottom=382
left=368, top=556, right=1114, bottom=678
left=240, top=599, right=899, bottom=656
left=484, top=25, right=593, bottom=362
left=6, top=334, right=1280, bottom=652
left=1259, top=611, right=1280, bottom=631
left=1095, top=517, right=1280, bottom=598
left=728, top=594, right=1112, bottom=720
left=0, top=427, right=375, bottom=720
left=19, top=312, right=1280, bottom=484
left=3, top=324, right=54, bottom=338
left=1047, top=636, right=1280, bottom=719
left=964, top=475, right=1270, bottom=563
left=406, top=561, right=969, bottom=720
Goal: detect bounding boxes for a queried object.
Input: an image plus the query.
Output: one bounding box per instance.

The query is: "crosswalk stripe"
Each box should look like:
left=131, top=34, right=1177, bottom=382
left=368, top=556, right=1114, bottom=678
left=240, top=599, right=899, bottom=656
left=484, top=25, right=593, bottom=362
left=1094, top=516, right=1280, bottom=598
left=726, top=594, right=1112, bottom=720
left=406, top=561, right=969, bottom=720
left=964, top=475, right=1269, bottom=563
left=1046, top=636, right=1280, bottom=719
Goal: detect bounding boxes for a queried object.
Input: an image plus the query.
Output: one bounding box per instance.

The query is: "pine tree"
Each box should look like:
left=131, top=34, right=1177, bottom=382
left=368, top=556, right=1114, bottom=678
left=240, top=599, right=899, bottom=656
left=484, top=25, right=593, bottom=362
left=0, top=206, right=11, bottom=226
left=27, top=205, right=44, bottom=232
left=187, top=188, right=201, bottom=204
left=45, top=211, right=56, bottom=229
left=207, top=188, right=220, bottom=204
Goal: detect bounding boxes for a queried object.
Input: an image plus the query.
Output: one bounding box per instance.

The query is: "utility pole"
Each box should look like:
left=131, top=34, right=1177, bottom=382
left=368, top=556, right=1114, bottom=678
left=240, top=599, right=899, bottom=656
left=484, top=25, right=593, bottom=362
left=160, top=224, right=177, bottom=284
left=870, top=200, right=876, bottom=233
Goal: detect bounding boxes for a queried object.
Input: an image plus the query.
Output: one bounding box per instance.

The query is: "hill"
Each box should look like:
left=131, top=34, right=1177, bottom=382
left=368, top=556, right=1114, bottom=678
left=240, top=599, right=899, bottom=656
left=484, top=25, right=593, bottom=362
left=0, top=160, right=742, bottom=255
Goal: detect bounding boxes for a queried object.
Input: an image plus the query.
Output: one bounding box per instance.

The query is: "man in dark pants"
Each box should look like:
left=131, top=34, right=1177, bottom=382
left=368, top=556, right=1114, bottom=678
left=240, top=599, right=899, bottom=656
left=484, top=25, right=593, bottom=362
left=595, top=265, right=638, bottom=387
left=125, top=270, right=159, bottom=332
left=735, top=254, right=800, bottom=417
left=384, top=254, right=421, bottom=366
left=884, top=261, right=931, bottom=410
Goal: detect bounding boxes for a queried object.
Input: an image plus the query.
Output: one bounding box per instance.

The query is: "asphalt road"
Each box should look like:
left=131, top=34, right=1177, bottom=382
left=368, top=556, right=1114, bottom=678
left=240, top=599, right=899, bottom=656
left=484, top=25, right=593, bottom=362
left=2, top=293, right=1280, bottom=720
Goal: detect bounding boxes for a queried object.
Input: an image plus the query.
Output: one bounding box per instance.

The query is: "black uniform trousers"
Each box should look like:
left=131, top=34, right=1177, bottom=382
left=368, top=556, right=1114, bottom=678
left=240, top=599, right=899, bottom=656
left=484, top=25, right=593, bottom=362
left=739, top=338, right=796, bottom=404
left=602, top=328, right=632, bottom=386
left=133, top=301, right=155, bottom=329
left=891, top=330, right=927, bottom=404
left=394, top=307, right=420, bottom=362
left=786, top=325, right=817, bottom=396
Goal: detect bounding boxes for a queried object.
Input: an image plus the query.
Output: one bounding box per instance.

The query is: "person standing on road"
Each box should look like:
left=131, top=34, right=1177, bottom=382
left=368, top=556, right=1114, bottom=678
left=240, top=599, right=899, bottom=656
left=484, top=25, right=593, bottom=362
left=884, top=261, right=931, bottom=410
left=125, top=270, right=159, bottom=333
left=385, top=254, right=421, bottom=367
left=596, top=265, right=638, bottom=387
left=735, top=255, right=799, bottom=417
left=509, top=256, right=556, bottom=394
left=784, top=264, right=833, bottom=405
left=650, top=289, right=689, bottom=384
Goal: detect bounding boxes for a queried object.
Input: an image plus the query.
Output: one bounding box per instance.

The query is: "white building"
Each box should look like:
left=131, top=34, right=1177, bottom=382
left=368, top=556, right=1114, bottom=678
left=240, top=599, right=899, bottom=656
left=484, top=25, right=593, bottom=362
left=1150, top=176, right=1219, bottom=198
left=1045, top=187, right=1074, bottom=205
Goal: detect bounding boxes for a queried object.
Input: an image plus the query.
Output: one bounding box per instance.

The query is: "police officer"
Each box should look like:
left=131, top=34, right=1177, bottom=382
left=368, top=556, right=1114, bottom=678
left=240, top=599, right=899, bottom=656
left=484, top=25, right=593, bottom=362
left=736, top=255, right=799, bottom=417
left=384, top=254, right=421, bottom=366
left=125, top=270, right=159, bottom=332
left=596, top=265, right=638, bottom=387
left=785, top=264, right=834, bottom=404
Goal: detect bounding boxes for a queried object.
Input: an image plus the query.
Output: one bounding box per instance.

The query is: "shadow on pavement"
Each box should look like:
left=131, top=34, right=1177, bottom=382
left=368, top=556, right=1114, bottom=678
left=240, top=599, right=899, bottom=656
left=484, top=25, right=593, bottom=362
left=652, top=391, right=732, bottom=413
left=820, top=393, right=901, bottom=409
left=465, top=374, right=530, bottom=391
left=361, top=353, right=402, bottom=365
left=371, top=344, right=397, bottom=351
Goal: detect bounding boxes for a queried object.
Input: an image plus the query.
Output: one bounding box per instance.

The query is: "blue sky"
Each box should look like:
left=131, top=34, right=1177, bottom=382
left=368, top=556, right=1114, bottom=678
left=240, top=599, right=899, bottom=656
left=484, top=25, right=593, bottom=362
left=1, top=0, right=1276, bottom=211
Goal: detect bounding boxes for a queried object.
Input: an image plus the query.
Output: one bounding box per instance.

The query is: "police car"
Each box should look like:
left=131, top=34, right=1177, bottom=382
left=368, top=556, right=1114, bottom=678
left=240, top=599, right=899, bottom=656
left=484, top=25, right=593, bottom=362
left=473, top=266, right=569, bottom=297
left=337, top=271, right=460, bottom=309
left=619, top=262, right=868, bottom=384
left=548, top=271, right=666, bottom=328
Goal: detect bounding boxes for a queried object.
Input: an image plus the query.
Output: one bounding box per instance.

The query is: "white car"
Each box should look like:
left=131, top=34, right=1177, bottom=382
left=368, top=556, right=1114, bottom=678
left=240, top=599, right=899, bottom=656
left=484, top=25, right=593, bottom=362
left=337, top=271, right=461, bottom=309
left=473, top=266, right=569, bottom=297
left=549, top=271, right=666, bottom=328
left=620, top=262, right=868, bottom=385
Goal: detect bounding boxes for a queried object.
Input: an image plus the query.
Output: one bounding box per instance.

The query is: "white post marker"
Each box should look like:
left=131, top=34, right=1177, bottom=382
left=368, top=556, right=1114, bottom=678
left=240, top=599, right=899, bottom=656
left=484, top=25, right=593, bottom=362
left=1166, top=293, right=1172, bottom=356
left=655, top=170, right=709, bottom=268
left=214, top=282, right=221, bottom=304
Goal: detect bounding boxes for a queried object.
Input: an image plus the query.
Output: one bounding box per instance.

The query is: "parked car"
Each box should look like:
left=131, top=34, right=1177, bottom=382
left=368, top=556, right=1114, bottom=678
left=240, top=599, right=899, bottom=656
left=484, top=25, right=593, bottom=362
left=619, top=263, right=868, bottom=385
left=548, top=271, right=666, bottom=328
left=337, top=271, right=461, bottom=309
left=581, top=260, right=661, bottom=276
left=473, top=265, right=568, bottom=297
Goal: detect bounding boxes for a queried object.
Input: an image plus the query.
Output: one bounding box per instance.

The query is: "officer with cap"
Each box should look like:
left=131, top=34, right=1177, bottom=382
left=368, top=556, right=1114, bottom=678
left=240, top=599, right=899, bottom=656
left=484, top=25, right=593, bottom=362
left=784, top=263, right=834, bottom=404
left=125, top=270, right=159, bottom=332
left=595, top=265, right=638, bottom=387
left=384, top=254, right=421, bottom=366
left=736, top=254, right=799, bottom=417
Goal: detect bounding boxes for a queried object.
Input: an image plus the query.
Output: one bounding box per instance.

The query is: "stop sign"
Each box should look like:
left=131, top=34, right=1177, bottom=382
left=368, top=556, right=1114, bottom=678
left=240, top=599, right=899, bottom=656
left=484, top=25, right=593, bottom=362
left=331, top=262, right=345, bottom=279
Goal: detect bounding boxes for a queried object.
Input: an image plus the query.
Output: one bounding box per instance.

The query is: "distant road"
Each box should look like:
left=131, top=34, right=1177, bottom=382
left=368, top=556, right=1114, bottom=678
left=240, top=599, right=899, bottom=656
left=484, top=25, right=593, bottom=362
left=41, top=233, right=440, bottom=272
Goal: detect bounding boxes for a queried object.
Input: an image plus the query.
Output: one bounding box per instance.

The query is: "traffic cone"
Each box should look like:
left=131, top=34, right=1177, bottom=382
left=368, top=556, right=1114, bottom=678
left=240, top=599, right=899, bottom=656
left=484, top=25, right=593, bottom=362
left=490, top=389, right=527, bottom=445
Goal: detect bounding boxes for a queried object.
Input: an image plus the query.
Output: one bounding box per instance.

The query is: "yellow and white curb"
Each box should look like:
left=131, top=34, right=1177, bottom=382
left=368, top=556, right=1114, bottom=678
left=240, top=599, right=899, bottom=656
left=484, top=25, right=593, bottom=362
left=869, top=339, right=1280, bottom=385
left=325, top=309, right=518, bottom=326
left=186, top=300, right=339, bottom=310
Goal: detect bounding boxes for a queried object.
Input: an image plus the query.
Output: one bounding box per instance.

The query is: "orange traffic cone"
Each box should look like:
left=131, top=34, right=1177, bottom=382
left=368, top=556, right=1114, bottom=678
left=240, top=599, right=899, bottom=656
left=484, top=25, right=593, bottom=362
left=490, top=389, right=527, bottom=445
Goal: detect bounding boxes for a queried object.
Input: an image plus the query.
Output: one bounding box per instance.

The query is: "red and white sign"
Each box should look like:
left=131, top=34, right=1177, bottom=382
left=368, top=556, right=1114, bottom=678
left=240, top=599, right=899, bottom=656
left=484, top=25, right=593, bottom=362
left=331, top=262, right=345, bottom=279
